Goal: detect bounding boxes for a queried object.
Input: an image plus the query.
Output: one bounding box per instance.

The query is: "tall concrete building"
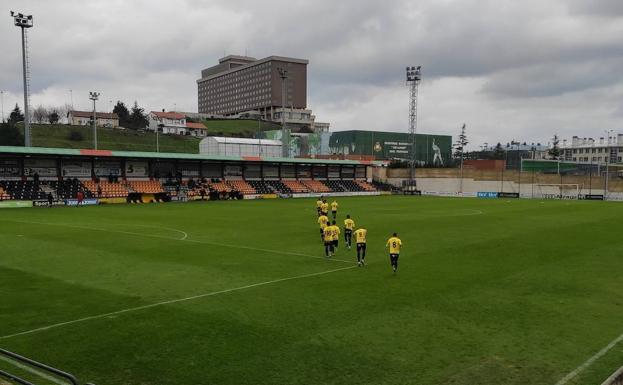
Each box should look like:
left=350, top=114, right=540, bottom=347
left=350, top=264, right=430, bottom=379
left=197, top=55, right=308, bottom=119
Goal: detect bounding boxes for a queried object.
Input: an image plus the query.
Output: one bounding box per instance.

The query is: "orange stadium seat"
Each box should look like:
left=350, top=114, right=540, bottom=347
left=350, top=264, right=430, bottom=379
left=84, top=180, right=129, bottom=198
left=128, top=180, right=164, bottom=194
left=282, top=180, right=310, bottom=193
left=227, top=180, right=257, bottom=195
left=300, top=180, right=331, bottom=193
left=355, top=180, right=376, bottom=191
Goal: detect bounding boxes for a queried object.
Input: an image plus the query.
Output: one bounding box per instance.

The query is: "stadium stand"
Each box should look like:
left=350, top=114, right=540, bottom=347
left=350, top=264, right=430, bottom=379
left=355, top=180, right=376, bottom=191
left=0, top=181, right=46, bottom=200
left=0, top=185, right=11, bottom=200
left=301, top=180, right=332, bottom=193
left=228, top=180, right=257, bottom=195
left=267, top=180, right=292, bottom=194
left=247, top=181, right=274, bottom=194
left=50, top=179, right=93, bottom=199
left=208, top=180, right=232, bottom=193
left=324, top=180, right=346, bottom=192
left=127, top=180, right=164, bottom=194
left=282, top=180, right=310, bottom=193
left=83, top=180, right=129, bottom=198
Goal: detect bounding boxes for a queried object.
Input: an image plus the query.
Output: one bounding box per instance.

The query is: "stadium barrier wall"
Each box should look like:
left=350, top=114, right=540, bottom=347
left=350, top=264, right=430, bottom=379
left=291, top=192, right=381, bottom=199
left=601, top=366, right=623, bottom=385
left=0, top=200, right=33, bottom=208
left=65, top=198, right=98, bottom=206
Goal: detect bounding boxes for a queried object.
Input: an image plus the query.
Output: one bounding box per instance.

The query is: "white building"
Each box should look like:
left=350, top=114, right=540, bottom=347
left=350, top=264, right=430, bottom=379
left=199, top=137, right=282, bottom=157
left=561, top=134, right=623, bottom=164
left=149, top=111, right=187, bottom=135
left=68, top=110, right=119, bottom=128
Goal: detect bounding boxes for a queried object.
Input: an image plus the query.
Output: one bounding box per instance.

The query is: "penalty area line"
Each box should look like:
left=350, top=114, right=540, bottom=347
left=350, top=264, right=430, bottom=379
left=554, top=332, right=623, bottom=385
left=0, top=218, right=354, bottom=264
left=0, top=265, right=357, bottom=341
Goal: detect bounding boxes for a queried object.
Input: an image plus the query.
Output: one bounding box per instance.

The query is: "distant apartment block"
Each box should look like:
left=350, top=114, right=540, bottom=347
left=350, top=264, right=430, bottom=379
left=197, top=55, right=308, bottom=118
left=561, top=134, right=623, bottom=164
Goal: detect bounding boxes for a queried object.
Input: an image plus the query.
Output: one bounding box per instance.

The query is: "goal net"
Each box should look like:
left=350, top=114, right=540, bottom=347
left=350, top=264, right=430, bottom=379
left=534, top=184, right=580, bottom=200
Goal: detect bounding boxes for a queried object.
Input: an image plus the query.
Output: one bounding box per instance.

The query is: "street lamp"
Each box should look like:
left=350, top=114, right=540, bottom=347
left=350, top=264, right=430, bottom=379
left=89, top=92, right=100, bottom=149
left=10, top=11, right=33, bottom=147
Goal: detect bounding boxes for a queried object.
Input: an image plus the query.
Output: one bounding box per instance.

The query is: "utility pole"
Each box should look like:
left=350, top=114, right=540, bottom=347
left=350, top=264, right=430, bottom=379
left=11, top=11, right=33, bottom=147
left=278, top=67, right=289, bottom=158
left=406, top=66, right=422, bottom=191
left=458, top=123, right=467, bottom=195
left=89, top=92, right=99, bottom=150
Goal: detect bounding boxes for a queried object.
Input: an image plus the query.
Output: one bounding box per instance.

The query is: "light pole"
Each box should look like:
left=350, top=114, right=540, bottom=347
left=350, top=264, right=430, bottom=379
left=89, top=92, right=100, bottom=149
left=278, top=67, right=289, bottom=158
left=0, top=90, right=4, bottom=123
left=604, top=129, right=613, bottom=200
left=11, top=11, right=33, bottom=147
left=406, top=66, right=422, bottom=189
left=157, top=123, right=164, bottom=153
left=69, top=89, right=73, bottom=109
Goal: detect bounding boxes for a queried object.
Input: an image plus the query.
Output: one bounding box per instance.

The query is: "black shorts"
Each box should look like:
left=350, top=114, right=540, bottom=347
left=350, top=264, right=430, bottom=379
left=332, top=240, right=338, bottom=247
left=390, top=253, right=399, bottom=263
left=324, top=241, right=332, bottom=247
left=357, top=243, right=366, bottom=251
left=320, top=228, right=325, bottom=235
left=345, top=229, right=353, bottom=235
left=321, top=211, right=328, bottom=216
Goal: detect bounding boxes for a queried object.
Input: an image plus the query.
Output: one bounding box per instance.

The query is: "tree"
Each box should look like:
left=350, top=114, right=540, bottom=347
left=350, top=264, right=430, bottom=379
left=549, top=134, right=561, bottom=159
left=33, top=105, right=49, bottom=124
left=9, top=104, right=24, bottom=126
left=493, top=142, right=505, bottom=160
left=48, top=108, right=60, bottom=124
left=453, top=123, right=468, bottom=159
left=113, top=101, right=130, bottom=127
left=0, top=122, right=24, bottom=146
left=128, top=101, right=148, bottom=129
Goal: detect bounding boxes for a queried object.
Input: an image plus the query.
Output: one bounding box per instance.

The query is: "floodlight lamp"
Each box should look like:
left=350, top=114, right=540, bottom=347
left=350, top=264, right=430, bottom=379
left=10, top=11, right=14, bottom=16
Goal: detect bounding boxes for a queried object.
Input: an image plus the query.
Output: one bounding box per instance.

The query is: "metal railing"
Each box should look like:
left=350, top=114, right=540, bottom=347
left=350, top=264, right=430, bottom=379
left=0, top=348, right=96, bottom=385
left=602, top=366, right=623, bottom=385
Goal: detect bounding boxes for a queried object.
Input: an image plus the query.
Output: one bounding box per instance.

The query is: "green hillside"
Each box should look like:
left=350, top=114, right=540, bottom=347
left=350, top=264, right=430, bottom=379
left=23, top=124, right=200, bottom=153
left=203, top=119, right=281, bottom=137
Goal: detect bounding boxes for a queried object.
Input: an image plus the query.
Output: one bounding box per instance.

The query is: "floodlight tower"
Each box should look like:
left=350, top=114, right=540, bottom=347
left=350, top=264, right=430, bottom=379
left=278, top=67, right=290, bottom=158
left=89, top=92, right=100, bottom=149
left=406, top=65, right=422, bottom=186
left=10, top=11, right=33, bottom=147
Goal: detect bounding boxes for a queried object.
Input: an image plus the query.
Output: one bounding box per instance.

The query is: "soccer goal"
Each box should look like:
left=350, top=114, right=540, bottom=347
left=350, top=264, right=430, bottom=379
left=535, top=184, right=580, bottom=200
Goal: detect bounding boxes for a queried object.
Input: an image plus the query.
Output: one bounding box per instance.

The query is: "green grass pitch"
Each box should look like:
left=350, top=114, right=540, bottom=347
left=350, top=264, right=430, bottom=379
left=1, top=196, right=623, bottom=385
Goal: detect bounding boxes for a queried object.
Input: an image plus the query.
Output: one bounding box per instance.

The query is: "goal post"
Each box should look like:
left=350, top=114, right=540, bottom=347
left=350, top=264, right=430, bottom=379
left=534, top=183, right=580, bottom=199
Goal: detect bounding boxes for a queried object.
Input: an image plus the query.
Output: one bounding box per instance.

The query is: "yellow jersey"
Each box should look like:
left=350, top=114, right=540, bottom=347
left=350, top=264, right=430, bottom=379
left=331, top=201, right=338, bottom=211
left=323, top=226, right=333, bottom=242
left=318, top=215, right=329, bottom=229
left=354, top=228, right=367, bottom=243
left=316, top=199, right=323, bottom=208
left=321, top=202, right=329, bottom=213
left=386, top=237, right=402, bottom=254
left=330, top=225, right=341, bottom=241
left=344, top=218, right=355, bottom=231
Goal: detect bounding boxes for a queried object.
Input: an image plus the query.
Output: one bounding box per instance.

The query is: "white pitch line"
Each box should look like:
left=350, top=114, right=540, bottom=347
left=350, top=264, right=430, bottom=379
left=0, top=355, right=67, bottom=385
left=0, top=219, right=354, bottom=264
left=554, top=332, right=623, bottom=385
left=0, top=265, right=357, bottom=341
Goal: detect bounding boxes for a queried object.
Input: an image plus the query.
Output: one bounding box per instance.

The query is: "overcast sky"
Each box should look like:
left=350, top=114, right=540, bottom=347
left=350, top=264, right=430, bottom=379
left=1, top=0, right=622, bottom=149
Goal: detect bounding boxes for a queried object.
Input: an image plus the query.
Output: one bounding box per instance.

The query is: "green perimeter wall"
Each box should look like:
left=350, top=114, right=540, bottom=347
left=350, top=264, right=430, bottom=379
left=329, top=130, right=452, bottom=164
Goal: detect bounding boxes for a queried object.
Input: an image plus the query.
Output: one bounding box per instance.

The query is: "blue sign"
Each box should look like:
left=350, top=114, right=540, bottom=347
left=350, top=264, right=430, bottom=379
left=477, top=192, right=498, bottom=198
